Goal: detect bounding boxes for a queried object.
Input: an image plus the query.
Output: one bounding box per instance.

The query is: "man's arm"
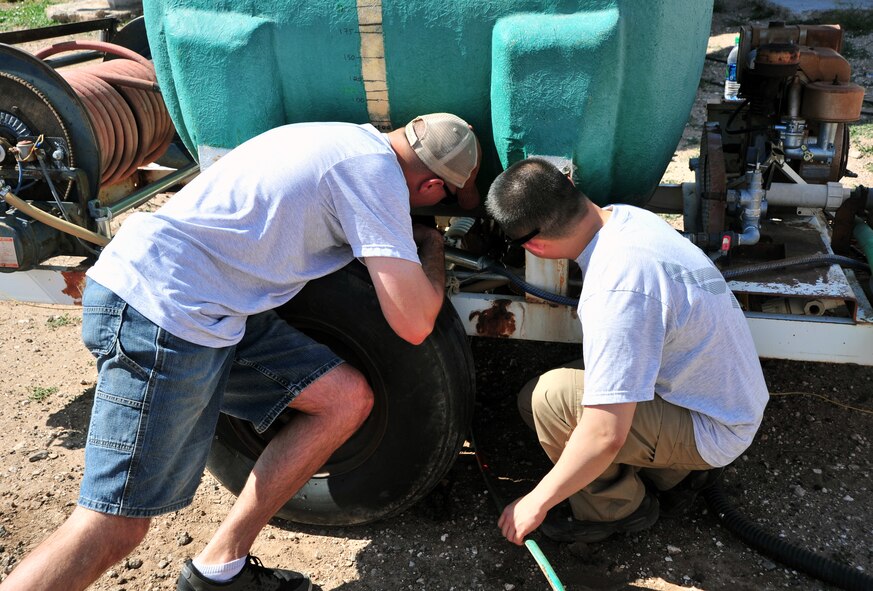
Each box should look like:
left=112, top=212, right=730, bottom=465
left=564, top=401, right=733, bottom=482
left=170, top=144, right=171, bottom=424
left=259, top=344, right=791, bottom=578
left=364, top=225, right=445, bottom=345
left=498, top=401, right=637, bottom=545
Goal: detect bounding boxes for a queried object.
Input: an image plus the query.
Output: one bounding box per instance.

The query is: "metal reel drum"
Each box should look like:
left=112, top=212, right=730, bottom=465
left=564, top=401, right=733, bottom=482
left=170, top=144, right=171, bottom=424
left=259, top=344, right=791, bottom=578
left=0, top=43, right=101, bottom=222
left=698, top=122, right=727, bottom=237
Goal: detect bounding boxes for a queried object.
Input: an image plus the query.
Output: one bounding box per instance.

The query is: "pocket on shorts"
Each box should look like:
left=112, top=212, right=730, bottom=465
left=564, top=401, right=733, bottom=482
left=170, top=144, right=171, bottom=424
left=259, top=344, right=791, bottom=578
left=85, top=300, right=158, bottom=383
left=87, top=306, right=161, bottom=452
left=82, top=305, right=123, bottom=358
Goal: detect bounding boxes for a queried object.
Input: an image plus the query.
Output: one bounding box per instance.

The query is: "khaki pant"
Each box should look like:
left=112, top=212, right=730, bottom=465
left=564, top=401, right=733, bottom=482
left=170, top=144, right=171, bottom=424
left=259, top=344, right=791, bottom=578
left=518, top=360, right=713, bottom=522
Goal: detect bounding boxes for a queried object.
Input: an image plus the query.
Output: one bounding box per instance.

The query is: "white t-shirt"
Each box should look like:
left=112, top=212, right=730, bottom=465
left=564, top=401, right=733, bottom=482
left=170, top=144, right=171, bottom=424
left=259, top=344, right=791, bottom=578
left=576, top=205, right=768, bottom=467
left=88, top=123, right=419, bottom=348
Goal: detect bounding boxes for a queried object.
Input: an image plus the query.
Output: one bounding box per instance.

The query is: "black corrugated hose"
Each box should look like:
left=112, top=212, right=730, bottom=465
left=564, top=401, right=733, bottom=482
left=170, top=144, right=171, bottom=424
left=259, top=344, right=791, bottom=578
left=720, top=253, right=870, bottom=280
left=702, top=481, right=873, bottom=590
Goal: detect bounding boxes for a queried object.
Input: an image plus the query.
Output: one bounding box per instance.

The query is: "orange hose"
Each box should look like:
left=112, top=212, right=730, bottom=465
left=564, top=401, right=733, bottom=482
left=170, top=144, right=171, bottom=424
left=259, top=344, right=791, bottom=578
left=35, top=41, right=175, bottom=186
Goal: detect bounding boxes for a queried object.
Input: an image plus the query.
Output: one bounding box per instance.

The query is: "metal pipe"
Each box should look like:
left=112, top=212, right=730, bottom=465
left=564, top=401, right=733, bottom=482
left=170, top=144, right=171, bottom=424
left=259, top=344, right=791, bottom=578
left=782, top=143, right=835, bottom=162
left=788, top=79, right=802, bottom=118
left=0, top=183, right=109, bottom=246
left=0, top=18, right=118, bottom=45
left=737, top=167, right=764, bottom=246
left=444, top=245, right=491, bottom=272
left=764, top=182, right=850, bottom=211
left=89, top=163, right=199, bottom=223
left=818, top=122, right=838, bottom=149
left=43, top=52, right=107, bottom=70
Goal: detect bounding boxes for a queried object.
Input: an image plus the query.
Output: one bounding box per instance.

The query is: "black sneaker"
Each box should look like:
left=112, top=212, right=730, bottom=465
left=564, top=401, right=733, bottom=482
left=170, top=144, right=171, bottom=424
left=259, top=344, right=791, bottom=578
left=658, top=467, right=725, bottom=519
left=176, top=555, right=312, bottom=591
left=539, top=493, right=660, bottom=543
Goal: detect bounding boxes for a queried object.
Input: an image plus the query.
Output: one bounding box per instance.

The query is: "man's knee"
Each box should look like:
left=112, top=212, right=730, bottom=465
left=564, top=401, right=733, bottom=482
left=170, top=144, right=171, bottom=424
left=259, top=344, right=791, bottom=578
left=293, top=363, right=373, bottom=428
left=71, top=507, right=151, bottom=557
left=341, top=364, right=374, bottom=422
left=521, top=367, right=580, bottom=429
left=114, top=517, right=151, bottom=556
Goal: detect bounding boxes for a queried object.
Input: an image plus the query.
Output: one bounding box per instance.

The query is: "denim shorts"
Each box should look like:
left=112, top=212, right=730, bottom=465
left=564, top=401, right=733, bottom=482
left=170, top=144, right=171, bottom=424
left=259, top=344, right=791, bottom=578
left=78, top=279, right=343, bottom=517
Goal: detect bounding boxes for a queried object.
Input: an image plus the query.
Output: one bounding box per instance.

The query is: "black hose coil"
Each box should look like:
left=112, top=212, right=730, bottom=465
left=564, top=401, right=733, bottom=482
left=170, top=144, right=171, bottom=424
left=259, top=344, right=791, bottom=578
left=703, top=481, right=873, bottom=591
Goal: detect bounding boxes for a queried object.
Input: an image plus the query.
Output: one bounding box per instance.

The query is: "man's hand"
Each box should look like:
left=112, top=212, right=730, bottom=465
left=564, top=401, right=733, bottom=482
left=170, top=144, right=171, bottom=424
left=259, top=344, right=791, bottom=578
left=411, top=223, right=446, bottom=294
left=495, top=403, right=638, bottom=546
left=498, top=494, right=547, bottom=546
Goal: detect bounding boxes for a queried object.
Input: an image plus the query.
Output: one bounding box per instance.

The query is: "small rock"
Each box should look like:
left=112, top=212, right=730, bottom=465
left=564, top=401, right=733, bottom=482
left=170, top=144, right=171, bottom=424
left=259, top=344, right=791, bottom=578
left=665, top=556, right=674, bottom=562
left=28, top=451, right=49, bottom=463
left=667, top=545, right=681, bottom=555
left=158, top=560, right=169, bottom=569
left=176, top=532, right=193, bottom=546
left=125, top=558, right=143, bottom=570
left=843, top=495, right=855, bottom=502
left=793, top=485, right=806, bottom=498
left=504, top=584, right=516, bottom=591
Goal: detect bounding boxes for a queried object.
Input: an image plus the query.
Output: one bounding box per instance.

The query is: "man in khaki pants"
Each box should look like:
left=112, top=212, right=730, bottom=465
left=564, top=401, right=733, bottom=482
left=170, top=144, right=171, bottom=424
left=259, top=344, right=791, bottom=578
left=485, top=158, right=769, bottom=545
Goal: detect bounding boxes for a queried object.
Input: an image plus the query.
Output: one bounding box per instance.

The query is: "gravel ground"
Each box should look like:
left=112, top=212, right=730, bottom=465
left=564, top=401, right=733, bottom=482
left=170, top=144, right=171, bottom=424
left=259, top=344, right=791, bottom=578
left=0, top=313, right=870, bottom=591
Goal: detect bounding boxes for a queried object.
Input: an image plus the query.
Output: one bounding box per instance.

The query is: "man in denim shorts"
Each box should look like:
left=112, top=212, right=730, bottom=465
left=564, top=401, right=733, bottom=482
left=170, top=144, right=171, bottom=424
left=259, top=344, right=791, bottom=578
left=2, top=114, right=480, bottom=591
left=485, top=158, right=768, bottom=547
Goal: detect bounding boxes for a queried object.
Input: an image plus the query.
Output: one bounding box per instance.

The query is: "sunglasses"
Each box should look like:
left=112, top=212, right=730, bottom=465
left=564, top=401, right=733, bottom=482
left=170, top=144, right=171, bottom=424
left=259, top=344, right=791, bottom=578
left=505, top=227, right=540, bottom=247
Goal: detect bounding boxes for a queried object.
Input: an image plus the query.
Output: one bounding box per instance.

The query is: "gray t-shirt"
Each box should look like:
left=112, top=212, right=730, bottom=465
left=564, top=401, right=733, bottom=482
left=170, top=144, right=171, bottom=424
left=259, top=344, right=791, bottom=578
left=576, top=204, right=768, bottom=467
left=88, top=123, right=419, bottom=348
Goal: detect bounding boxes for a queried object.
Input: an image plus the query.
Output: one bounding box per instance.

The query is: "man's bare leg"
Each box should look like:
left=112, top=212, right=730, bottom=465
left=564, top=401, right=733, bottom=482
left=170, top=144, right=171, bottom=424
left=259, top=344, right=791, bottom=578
left=2, top=362, right=370, bottom=590
left=194, top=363, right=373, bottom=564
left=0, top=507, right=150, bottom=591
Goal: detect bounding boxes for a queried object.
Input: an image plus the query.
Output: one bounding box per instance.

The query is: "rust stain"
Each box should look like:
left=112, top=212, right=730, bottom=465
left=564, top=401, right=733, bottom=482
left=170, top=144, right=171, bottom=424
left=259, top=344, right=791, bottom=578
left=61, top=271, right=87, bottom=305
left=469, top=299, right=516, bottom=338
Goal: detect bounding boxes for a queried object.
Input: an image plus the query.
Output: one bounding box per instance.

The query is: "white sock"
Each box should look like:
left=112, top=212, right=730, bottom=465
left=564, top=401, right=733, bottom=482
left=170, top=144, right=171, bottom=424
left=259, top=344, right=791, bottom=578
left=192, top=555, right=247, bottom=582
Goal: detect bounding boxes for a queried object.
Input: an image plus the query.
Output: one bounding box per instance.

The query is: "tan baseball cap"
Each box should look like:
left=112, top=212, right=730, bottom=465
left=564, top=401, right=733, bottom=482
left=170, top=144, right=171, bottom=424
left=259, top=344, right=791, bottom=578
left=405, top=113, right=480, bottom=205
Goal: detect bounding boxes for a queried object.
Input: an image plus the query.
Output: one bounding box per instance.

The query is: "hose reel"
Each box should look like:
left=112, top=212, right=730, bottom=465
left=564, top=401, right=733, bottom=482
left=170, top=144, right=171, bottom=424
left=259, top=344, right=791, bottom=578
left=0, top=26, right=178, bottom=271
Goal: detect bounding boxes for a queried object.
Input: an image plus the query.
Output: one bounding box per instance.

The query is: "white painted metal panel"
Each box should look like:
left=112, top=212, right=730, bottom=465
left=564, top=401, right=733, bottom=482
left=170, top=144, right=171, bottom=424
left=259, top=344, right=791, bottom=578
left=0, top=267, right=86, bottom=305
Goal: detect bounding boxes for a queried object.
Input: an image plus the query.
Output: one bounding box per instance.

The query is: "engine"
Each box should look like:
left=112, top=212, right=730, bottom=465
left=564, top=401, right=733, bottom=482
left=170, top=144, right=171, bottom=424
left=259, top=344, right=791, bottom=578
left=688, top=22, right=868, bottom=251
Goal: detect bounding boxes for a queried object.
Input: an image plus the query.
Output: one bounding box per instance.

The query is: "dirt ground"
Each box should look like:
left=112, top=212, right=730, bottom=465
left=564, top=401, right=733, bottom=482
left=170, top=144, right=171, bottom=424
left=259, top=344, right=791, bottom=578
left=1, top=1, right=872, bottom=590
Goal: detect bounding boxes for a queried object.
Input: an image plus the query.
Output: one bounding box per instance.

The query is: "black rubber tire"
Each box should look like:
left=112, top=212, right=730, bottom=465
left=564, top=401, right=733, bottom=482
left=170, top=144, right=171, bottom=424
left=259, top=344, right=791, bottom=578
left=106, top=17, right=151, bottom=60
left=206, top=261, right=476, bottom=526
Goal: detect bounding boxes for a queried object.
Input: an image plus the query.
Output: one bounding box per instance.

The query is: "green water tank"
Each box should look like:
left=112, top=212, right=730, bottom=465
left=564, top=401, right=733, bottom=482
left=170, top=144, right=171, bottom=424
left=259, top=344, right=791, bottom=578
left=143, top=0, right=712, bottom=205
